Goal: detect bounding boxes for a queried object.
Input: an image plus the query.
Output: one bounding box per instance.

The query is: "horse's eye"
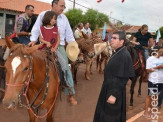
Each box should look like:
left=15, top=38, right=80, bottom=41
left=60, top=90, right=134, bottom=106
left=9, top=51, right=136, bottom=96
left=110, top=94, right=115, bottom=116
left=24, top=67, right=28, bottom=71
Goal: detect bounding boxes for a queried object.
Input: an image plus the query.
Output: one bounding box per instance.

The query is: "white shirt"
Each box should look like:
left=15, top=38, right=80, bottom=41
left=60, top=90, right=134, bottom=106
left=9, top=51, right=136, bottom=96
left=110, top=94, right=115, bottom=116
left=30, top=10, right=75, bottom=45
left=146, top=56, right=163, bottom=84
left=82, top=27, right=92, bottom=35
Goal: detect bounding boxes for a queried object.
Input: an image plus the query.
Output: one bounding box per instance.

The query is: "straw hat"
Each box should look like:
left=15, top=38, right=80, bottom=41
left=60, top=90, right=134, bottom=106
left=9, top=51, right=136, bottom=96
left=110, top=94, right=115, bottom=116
left=66, top=41, right=80, bottom=62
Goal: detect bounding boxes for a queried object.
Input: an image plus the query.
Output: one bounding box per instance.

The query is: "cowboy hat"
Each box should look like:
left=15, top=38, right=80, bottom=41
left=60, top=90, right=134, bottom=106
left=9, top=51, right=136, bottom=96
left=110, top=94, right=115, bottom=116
left=66, top=41, right=80, bottom=62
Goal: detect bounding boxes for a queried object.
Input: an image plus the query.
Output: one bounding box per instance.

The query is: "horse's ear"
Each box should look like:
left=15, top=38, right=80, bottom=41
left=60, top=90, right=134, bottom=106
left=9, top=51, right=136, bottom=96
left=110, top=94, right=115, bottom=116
left=27, top=43, right=43, bottom=54
left=5, top=36, right=15, bottom=49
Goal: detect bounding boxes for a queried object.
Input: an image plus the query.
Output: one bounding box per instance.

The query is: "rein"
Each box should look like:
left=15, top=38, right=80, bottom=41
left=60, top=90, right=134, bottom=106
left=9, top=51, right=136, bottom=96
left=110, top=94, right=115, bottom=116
left=133, top=58, right=140, bottom=67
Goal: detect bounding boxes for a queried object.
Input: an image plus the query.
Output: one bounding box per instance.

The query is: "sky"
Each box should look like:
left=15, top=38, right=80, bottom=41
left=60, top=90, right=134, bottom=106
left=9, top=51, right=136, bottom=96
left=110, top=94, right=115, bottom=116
left=37, top=0, right=163, bottom=32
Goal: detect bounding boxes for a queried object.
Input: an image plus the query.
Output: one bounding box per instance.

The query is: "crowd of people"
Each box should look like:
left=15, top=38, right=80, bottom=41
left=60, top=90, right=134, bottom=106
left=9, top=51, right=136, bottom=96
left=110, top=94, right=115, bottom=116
left=1, top=0, right=163, bottom=121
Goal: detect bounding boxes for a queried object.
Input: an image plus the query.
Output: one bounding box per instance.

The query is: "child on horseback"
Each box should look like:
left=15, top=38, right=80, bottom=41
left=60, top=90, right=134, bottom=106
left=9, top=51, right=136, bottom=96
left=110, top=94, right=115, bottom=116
left=38, top=11, right=76, bottom=104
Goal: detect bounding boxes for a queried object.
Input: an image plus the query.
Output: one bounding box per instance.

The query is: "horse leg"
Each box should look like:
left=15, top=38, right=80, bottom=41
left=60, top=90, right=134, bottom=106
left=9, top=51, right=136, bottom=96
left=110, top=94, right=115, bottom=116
left=74, top=64, right=78, bottom=84
left=46, top=105, right=55, bottom=122
left=129, top=77, right=137, bottom=108
left=138, top=76, right=142, bottom=96
left=28, top=109, right=35, bottom=122
left=90, top=61, right=93, bottom=74
left=96, top=55, right=99, bottom=70
left=85, top=59, right=91, bottom=80
left=99, top=57, right=103, bottom=74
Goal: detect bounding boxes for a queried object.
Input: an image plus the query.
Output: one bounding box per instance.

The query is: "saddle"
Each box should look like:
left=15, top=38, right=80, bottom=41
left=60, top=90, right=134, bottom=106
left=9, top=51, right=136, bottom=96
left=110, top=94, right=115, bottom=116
left=45, top=49, right=69, bottom=89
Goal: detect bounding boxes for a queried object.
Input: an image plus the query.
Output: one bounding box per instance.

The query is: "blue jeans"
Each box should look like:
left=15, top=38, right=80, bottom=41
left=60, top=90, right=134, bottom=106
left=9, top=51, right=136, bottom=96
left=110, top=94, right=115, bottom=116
left=18, top=36, right=30, bottom=45
left=143, top=49, right=149, bottom=61
left=58, top=45, right=75, bottom=95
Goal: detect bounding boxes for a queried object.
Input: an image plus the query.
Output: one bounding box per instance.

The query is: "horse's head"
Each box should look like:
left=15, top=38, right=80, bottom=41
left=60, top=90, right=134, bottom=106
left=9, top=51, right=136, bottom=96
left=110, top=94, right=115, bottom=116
left=2, top=36, right=42, bottom=110
left=76, top=38, right=95, bottom=59
left=125, top=41, right=135, bottom=54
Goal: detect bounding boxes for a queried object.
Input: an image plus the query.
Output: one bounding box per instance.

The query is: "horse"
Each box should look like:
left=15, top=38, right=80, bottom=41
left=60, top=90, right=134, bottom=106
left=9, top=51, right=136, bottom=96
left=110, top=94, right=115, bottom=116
left=76, top=38, right=95, bottom=80
left=125, top=41, right=147, bottom=108
left=94, top=40, right=112, bottom=74
left=70, top=50, right=84, bottom=84
left=2, top=36, right=60, bottom=122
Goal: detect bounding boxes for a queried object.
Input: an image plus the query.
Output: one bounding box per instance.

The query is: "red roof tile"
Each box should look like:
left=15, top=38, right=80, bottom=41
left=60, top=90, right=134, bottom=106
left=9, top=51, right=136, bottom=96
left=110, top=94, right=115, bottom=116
left=0, top=0, right=51, bottom=15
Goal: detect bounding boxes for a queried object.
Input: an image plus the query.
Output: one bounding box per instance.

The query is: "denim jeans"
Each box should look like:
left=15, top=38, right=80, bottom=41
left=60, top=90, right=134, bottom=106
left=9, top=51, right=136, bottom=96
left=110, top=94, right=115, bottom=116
left=143, top=49, right=149, bottom=61
left=18, top=36, right=30, bottom=45
left=58, top=45, right=75, bottom=95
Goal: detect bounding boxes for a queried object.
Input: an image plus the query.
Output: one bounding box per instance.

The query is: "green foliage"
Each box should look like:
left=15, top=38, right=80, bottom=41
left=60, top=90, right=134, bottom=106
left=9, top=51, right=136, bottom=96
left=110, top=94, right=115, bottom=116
left=156, top=26, right=163, bottom=39
left=159, top=26, right=163, bottom=38
left=65, top=8, right=109, bottom=31
left=65, top=9, right=84, bottom=29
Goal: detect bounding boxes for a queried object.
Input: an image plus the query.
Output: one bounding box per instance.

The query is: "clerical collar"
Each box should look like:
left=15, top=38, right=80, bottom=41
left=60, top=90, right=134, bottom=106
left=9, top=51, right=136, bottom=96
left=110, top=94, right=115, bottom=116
left=114, top=46, right=124, bottom=52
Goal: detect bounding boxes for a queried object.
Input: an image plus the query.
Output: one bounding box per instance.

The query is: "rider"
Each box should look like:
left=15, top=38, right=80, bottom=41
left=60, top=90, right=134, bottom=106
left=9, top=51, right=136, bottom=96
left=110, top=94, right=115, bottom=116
left=15, top=5, right=34, bottom=45
left=29, top=0, right=78, bottom=105
left=132, top=24, right=154, bottom=61
left=74, top=22, right=84, bottom=39
left=39, top=11, right=70, bottom=87
left=82, top=22, right=92, bottom=38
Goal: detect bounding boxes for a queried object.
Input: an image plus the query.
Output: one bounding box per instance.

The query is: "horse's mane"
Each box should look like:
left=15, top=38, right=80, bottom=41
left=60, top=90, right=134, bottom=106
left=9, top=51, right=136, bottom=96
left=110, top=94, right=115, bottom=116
left=10, top=44, right=46, bottom=60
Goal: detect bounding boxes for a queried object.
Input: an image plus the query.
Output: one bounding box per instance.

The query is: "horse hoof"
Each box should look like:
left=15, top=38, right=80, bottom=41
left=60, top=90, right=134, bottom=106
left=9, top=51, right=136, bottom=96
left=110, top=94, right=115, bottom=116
left=128, top=106, right=133, bottom=110
left=86, top=77, right=91, bottom=80
left=138, top=94, right=141, bottom=97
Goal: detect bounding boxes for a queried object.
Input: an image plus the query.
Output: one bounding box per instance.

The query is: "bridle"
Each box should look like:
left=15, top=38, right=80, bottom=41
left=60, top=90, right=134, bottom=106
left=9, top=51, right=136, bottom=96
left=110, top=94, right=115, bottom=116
left=5, top=52, right=59, bottom=119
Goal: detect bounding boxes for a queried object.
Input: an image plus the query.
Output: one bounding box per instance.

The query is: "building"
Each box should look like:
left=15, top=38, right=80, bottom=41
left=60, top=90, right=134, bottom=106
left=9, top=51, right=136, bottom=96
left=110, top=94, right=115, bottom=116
left=0, top=0, right=51, bottom=38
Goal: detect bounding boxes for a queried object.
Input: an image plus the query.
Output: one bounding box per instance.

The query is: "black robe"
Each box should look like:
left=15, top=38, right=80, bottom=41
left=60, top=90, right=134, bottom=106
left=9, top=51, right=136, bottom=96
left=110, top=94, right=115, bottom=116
left=93, top=46, right=135, bottom=122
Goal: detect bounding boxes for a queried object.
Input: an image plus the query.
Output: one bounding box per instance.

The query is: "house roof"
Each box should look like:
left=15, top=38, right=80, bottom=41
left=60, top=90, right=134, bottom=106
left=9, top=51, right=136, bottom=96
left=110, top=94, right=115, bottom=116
left=0, top=0, right=51, bottom=15
left=120, top=25, right=141, bottom=33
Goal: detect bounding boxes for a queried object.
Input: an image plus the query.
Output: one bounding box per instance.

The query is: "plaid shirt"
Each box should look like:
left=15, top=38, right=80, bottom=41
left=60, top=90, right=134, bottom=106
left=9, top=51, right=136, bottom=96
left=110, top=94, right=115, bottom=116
left=16, top=13, right=31, bottom=33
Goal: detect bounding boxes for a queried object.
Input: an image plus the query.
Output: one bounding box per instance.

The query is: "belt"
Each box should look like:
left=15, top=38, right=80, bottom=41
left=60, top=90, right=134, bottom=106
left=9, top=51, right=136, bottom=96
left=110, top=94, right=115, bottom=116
left=142, top=46, right=149, bottom=49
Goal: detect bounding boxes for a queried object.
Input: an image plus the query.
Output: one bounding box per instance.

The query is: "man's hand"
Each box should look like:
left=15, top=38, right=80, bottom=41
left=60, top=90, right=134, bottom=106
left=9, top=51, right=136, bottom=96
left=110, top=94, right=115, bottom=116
left=107, top=95, right=116, bottom=104
left=28, top=41, right=37, bottom=47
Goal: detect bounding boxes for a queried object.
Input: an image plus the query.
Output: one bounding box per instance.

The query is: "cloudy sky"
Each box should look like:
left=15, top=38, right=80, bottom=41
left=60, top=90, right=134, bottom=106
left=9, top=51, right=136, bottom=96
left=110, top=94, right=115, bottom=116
left=37, top=0, right=163, bottom=32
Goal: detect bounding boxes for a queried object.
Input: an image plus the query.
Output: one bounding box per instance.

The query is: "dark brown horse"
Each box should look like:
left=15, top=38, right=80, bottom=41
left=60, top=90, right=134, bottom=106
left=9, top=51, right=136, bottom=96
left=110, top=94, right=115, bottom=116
left=2, top=36, right=59, bottom=122
left=126, top=42, right=146, bottom=108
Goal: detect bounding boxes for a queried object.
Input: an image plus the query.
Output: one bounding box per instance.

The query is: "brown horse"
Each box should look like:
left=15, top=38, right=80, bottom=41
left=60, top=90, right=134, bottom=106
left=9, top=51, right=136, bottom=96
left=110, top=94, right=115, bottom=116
left=76, top=38, right=95, bottom=80
left=2, top=36, right=59, bottom=122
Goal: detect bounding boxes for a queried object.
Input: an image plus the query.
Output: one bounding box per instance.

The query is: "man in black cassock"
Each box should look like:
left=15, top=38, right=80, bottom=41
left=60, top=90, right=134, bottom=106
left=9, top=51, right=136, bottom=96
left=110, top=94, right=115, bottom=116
left=93, top=31, right=135, bottom=122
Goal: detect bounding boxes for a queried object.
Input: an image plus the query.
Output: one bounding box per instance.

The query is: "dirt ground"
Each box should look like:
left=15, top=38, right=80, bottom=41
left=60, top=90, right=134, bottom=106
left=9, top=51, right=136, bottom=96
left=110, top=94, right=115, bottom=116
left=0, top=63, right=162, bottom=122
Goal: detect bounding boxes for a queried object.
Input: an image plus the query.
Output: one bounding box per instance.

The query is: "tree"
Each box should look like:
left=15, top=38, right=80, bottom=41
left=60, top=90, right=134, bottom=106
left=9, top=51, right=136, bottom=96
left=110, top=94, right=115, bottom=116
left=65, top=8, right=109, bottom=31
left=159, top=26, right=163, bottom=38
left=65, top=9, right=84, bottom=30
left=156, top=26, right=163, bottom=39
left=83, top=9, right=109, bottom=30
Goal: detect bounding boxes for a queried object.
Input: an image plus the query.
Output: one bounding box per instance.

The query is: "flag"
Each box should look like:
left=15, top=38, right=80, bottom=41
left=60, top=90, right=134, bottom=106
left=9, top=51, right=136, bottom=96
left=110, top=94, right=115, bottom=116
left=156, top=29, right=161, bottom=43
left=97, top=0, right=125, bottom=3
left=97, top=0, right=102, bottom=3
left=102, top=22, right=106, bottom=40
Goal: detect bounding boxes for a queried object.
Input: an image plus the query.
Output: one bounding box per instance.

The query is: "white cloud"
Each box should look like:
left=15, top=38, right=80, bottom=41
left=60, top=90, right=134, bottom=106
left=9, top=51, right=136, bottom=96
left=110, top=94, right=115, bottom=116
left=37, top=0, right=163, bottom=32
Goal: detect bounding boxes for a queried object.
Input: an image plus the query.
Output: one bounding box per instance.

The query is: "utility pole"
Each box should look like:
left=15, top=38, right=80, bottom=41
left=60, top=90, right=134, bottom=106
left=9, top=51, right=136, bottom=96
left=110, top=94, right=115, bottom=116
left=73, top=0, right=76, bottom=9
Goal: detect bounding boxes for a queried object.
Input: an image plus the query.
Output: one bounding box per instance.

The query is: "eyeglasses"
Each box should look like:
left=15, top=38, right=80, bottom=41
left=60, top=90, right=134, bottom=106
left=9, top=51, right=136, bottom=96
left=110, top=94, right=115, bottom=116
left=59, top=5, right=66, bottom=9
left=111, top=37, right=119, bottom=40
